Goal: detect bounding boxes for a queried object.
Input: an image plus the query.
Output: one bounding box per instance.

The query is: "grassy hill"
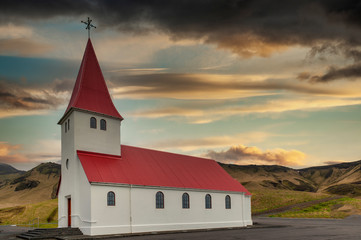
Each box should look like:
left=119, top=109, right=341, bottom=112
left=220, top=160, right=361, bottom=197
left=0, top=162, right=60, bottom=209
left=0, top=199, right=58, bottom=227
left=1, top=160, right=361, bottom=225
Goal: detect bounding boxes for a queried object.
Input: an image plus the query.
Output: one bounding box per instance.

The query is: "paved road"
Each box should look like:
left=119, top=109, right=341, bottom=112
left=2, top=216, right=361, bottom=240
left=0, top=225, right=31, bottom=240
left=110, top=216, right=361, bottom=240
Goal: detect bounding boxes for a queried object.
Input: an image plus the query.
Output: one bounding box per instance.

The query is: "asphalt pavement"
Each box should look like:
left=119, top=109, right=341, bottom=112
left=2, top=216, right=361, bottom=240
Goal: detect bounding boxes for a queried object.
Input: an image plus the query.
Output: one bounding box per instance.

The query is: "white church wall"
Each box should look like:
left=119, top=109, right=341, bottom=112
left=58, top=113, right=76, bottom=228
left=130, top=187, right=249, bottom=233
left=87, top=185, right=131, bottom=235
left=75, top=161, right=92, bottom=234
left=73, top=111, right=120, bottom=156
left=243, top=195, right=253, bottom=225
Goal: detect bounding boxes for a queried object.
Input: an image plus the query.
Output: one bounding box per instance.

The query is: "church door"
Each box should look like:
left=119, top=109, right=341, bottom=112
left=67, top=198, right=71, bottom=227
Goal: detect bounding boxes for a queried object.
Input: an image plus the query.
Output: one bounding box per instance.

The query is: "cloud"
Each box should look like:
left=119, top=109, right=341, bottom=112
left=205, top=144, right=306, bottom=167
left=0, top=142, right=27, bottom=163
left=299, top=64, right=361, bottom=83
left=148, top=132, right=271, bottom=151
left=0, top=79, right=69, bottom=118
left=323, top=160, right=345, bottom=165
left=2, top=1, right=361, bottom=59
left=0, top=140, right=60, bottom=164
left=111, top=73, right=356, bottom=100
left=0, top=23, right=53, bottom=56
left=131, top=96, right=361, bottom=123
left=0, top=38, right=53, bottom=56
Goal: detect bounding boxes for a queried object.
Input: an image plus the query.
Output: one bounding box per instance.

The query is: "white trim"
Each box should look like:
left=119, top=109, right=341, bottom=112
left=90, top=182, right=247, bottom=195
left=72, top=214, right=97, bottom=224
left=58, top=107, right=122, bottom=124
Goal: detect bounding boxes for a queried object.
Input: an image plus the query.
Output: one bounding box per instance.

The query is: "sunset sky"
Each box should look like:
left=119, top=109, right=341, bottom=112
left=1, top=1, right=361, bottom=170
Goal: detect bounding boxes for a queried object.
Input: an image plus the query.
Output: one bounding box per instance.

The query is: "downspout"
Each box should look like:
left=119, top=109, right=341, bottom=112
left=129, top=185, right=132, bottom=233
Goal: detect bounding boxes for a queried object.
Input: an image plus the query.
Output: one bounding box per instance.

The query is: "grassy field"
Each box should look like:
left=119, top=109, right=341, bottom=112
left=269, top=197, right=361, bottom=218
left=0, top=199, right=58, bottom=227
left=251, top=189, right=331, bottom=214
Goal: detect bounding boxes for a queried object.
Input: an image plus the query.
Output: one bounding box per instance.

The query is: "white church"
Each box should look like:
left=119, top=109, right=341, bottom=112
left=57, top=37, right=252, bottom=236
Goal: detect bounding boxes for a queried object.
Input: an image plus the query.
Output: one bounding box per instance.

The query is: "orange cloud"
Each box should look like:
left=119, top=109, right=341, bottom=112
left=0, top=142, right=27, bottom=163
left=206, top=144, right=306, bottom=167
left=148, top=132, right=272, bottom=151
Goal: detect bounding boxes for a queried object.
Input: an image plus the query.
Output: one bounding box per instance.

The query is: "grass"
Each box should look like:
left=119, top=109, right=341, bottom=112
left=0, top=199, right=58, bottom=227
left=269, top=197, right=361, bottom=218
left=251, top=188, right=330, bottom=214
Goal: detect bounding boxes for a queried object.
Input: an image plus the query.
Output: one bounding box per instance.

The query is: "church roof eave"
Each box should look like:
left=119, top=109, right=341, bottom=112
left=58, top=107, right=124, bottom=125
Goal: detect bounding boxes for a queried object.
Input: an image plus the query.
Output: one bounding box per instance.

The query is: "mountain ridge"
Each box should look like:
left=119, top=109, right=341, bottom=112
left=1, top=159, right=361, bottom=209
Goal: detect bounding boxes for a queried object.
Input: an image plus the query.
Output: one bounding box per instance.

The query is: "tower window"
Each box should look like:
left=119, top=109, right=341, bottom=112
left=205, top=194, right=212, bottom=209
left=156, top=191, right=164, bottom=209
left=66, top=159, right=69, bottom=169
left=225, top=195, right=231, bottom=209
left=107, top=191, right=115, bottom=206
left=67, top=119, right=70, bottom=131
left=90, top=117, right=97, bottom=129
left=65, top=122, right=67, bottom=133
left=182, top=193, right=190, bottom=209
left=100, top=119, right=106, bottom=130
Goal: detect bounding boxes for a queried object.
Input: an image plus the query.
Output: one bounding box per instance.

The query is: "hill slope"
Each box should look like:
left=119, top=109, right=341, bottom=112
left=1, top=160, right=361, bottom=209
left=221, top=160, right=361, bottom=196
left=0, top=163, right=24, bottom=175
left=0, top=162, right=60, bottom=208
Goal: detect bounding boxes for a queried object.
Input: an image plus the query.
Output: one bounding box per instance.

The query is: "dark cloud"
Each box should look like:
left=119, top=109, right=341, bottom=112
left=324, top=160, right=344, bottom=165
left=298, top=64, right=361, bottom=83
left=110, top=73, right=345, bottom=98
left=0, top=80, right=68, bottom=112
left=51, top=79, right=74, bottom=93
left=2, top=1, right=361, bottom=58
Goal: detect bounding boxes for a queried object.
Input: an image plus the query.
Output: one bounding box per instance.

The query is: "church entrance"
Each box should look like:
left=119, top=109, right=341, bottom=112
left=67, top=198, right=71, bottom=227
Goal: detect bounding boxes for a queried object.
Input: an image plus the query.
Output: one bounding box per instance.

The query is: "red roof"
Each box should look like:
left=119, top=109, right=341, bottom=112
left=78, top=145, right=251, bottom=195
left=61, top=39, right=122, bottom=121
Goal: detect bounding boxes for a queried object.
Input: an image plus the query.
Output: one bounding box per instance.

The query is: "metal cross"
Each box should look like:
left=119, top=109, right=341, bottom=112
left=81, top=17, right=96, bottom=38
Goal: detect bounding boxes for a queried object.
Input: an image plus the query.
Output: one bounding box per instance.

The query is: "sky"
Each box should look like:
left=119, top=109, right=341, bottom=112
left=0, top=0, right=361, bottom=170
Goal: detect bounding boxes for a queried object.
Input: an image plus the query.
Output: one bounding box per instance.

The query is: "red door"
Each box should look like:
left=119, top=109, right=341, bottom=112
left=67, top=198, right=71, bottom=227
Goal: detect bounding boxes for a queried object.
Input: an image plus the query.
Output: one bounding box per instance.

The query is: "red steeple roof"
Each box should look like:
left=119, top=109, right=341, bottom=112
left=60, top=39, right=123, bottom=122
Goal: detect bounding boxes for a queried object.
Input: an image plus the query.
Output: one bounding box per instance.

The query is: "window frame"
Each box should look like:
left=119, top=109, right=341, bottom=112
left=100, top=119, right=106, bottom=131
left=107, top=191, right=115, bottom=206
left=182, top=193, right=190, bottom=209
left=225, top=195, right=231, bottom=209
left=205, top=194, right=212, bottom=209
left=156, top=191, right=164, bottom=209
left=90, top=117, right=97, bottom=129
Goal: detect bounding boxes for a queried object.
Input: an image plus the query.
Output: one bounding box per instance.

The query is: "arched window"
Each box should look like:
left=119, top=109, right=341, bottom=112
left=182, top=193, right=190, bottom=209
left=65, top=122, right=67, bottom=133
left=107, top=191, right=115, bottom=206
left=90, top=117, right=97, bottom=129
left=156, top=191, right=164, bottom=209
left=66, top=159, right=69, bottom=170
left=100, top=119, right=106, bottom=130
left=205, top=194, right=212, bottom=209
left=225, top=195, right=231, bottom=209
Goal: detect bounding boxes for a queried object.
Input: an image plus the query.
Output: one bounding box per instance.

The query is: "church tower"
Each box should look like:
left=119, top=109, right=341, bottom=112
left=57, top=39, right=123, bottom=228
